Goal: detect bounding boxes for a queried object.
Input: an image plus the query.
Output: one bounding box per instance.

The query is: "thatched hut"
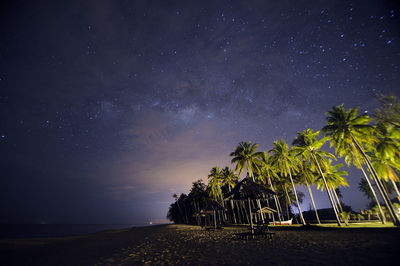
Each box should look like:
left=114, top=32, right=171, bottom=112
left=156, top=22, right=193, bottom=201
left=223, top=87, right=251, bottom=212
left=225, top=178, right=276, bottom=235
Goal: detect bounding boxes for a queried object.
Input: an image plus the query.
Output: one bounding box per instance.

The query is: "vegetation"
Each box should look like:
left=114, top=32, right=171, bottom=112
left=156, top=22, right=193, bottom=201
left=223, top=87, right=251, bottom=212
left=167, top=95, right=400, bottom=227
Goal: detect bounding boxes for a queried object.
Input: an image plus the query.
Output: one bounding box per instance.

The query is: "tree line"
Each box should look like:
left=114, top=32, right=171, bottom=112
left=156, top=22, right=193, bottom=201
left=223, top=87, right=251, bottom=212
left=167, top=95, right=400, bottom=226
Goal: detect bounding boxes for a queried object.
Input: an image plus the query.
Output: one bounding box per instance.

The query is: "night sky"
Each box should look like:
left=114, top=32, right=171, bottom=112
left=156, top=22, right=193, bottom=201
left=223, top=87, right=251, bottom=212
left=1, top=0, right=400, bottom=225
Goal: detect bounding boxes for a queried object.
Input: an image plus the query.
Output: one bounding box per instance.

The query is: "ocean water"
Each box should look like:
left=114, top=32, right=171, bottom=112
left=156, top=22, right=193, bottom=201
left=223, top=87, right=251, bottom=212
left=0, top=224, right=146, bottom=239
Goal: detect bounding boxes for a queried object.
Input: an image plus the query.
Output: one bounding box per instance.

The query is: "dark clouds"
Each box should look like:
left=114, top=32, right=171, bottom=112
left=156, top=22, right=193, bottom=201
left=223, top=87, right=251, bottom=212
left=1, top=0, right=400, bottom=224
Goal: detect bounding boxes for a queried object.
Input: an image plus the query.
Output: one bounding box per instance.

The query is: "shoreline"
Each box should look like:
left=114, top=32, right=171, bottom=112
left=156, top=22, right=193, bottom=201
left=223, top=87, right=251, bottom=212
left=1, top=224, right=399, bottom=265
left=0, top=224, right=156, bottom=240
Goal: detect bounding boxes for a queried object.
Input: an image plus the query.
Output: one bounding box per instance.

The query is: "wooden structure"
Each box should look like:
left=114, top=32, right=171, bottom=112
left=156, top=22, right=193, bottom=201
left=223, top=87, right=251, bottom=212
left=196, top=200, right=225, bottom=230
left=225, top=178, right=276, bottom=239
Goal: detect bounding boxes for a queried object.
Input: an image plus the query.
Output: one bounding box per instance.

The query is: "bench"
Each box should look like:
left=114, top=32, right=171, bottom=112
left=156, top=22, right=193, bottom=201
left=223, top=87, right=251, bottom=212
left=236, top=224, right=275, bottom=240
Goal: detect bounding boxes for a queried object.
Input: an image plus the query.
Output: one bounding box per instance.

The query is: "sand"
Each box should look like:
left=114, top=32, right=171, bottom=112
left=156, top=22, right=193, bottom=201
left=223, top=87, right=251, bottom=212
left=1, top=224, right=399, bottom=265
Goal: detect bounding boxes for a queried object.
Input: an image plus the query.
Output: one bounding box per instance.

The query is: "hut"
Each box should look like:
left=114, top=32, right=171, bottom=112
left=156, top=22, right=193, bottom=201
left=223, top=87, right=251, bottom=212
left=196, top=200, right=225, bottom=230
left=225, top=178, right=276, bottom=236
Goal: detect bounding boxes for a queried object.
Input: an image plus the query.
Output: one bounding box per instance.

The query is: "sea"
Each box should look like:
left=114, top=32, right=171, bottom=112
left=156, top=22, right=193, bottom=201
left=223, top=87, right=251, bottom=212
left=0, top=224, right=148, bottom=239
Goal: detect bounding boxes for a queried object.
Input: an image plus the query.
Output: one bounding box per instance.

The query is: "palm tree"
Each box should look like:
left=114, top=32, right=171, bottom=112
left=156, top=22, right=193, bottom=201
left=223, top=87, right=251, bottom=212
left=358, top=177, right=395, bottom=202
left=322, top=104, right=400, bottom=225
left=269, top=140, right=306, bottom=225
left=296, top=160, right=321, bottom=224
left=370, top=153, right=400, bottom=198
left=315, top=159, right=349, bottom=224
left=219, top=167, right=238, bottom=223
left=374, top=123, right=400, bottom=162
left=372, top=123, right=400, bottom=197
left=374, top=94, right=400, bottom=130
left=342, top=144, right=386, bottom=224
left=292, top=129, right=342, bottom=225
left=230, top=141, right=263, bottom=181
left=172, top=193, right=185, bottom=223
left=257, top=152, right=284, bottom=222
left=274, top=176, right=305, bottom=223
left=207, top=167, right=223, bottom=201
left=220, top=167, right=238, bottom=192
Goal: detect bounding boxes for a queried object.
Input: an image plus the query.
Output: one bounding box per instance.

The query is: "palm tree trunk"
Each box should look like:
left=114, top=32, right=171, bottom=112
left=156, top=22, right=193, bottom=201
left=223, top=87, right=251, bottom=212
left=330, top=186, right=348, bottom=225
left=284, top=186, right=291, bottom=220
left=268, top=177, right=282, bottom=223
left=351, top=135, right=399, bottom=225
left=353, top=153, right=386, bottom=224
left=288, top=168, right=306, bottom=225
left=241, top=201, right=249, bottom=224
left=327, top=187, right=342, bottom=222
left=276, top=196, right=284, bottom=221
left=220, top=196, right=227, bottom=222
left=248, top=198, right=254, bottom=238
left=176, top=201, right=184, bottom=224
left=257, top=199, right=264, bottom=223
left=238, top=200, right=245, bottom=224
left=390, top=178, right=400, bottom=198
left=230, top=199, right=237, bottom=224
left=364, top=160, right=393, bottom=223
left=268, top=199, right=276, bottom=224
left=331, top=187, right=344, bottom=213
left=305, top=180, right=321, bottom=224
left=311, top=153, right=342, bottom=226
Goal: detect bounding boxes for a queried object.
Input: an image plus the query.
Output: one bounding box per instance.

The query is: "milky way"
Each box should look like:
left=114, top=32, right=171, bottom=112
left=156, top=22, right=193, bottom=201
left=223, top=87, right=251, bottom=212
left=0, top=0, right=399, bottom=224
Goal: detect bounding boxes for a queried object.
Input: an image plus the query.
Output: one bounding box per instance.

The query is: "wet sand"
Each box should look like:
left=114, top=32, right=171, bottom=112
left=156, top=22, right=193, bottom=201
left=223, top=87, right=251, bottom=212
left=1, top=224, right=399, bottom=265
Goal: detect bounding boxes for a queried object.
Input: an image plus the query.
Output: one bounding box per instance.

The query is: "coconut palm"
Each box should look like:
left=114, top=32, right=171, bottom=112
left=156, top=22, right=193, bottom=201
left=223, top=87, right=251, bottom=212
left=374, top=94, right=400, bottom=130
left=230, top=141, right=263, bottom=181
left=219, top=167, right=238, bottom=223
left=269, top=140, right=306, bottom=225
left=273, top=176, right=305, bottom=223
left=292, top=129, right=342, bottom=225
left=370, top=153, right=400, bottom=197
left=296, top=160, right=321, bottom=224
left=374, top=123, right=400, bottom=162
left=172, top=193, right=185, bottom=223
left=220, top=167, right=238, bottom=192
left=315, top=159, right=349, bottom=223
left=371, top=123, right=400, bottom=196
left=257, top=152, right=284, bottom=222
left=342, top=144, right=386, bottom=223
left=358, top=176, right=395, bottom=201
left=207, top=167, right=223, bottom=201
left=322, top=104, right=400, bottom=225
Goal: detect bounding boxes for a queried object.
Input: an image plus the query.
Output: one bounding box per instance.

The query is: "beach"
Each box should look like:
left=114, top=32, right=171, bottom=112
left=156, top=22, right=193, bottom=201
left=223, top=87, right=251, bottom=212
left=1, top=224, right=399, bottom=265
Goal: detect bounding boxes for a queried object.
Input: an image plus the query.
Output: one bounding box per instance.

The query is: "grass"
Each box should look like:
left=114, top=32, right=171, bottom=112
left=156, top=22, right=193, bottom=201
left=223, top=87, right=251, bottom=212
left=269, top=221, right=397, bottom=229
left=314, top=222, right=396, bottom=228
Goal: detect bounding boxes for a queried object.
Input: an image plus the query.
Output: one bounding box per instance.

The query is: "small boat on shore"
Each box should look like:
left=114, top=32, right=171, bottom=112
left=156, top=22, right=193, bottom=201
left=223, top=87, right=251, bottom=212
left=269, top=218, right=293, bottom=225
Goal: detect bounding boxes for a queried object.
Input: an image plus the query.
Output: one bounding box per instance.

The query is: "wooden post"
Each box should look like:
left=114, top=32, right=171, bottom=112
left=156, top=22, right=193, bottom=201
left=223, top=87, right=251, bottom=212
left=248, top=198, right=254, bottom=239
left=213, top=210, right=216, bottom=230
left=257, top=199, right=264, bottom=223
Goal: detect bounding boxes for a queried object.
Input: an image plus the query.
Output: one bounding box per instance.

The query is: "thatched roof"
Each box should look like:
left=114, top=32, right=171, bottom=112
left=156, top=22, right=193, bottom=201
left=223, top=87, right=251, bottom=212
left=193, top=200, right=224, bottom=217
left=224, top=178, right=276, bottom=200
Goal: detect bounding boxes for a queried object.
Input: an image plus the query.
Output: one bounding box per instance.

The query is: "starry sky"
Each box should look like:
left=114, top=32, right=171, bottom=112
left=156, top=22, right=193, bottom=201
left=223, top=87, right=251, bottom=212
left=1, top=0, right=400, bottom=225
